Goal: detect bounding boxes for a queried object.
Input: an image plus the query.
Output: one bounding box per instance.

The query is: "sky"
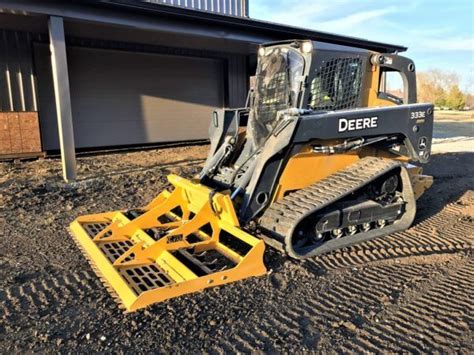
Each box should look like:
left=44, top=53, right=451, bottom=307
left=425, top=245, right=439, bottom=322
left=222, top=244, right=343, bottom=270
left=249, top=0, right=474, bottom=93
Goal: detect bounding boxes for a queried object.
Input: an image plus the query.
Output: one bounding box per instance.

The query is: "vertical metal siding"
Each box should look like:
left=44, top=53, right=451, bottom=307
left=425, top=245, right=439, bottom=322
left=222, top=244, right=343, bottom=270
left=34, top=45, right=227, bottom=149
left=0, top=29, right=248, bottom=113
left=64, top=36, right=249, bottom=108
left=0, top=30, right=40, bottom=112
left=141, top=0, right=248, bottom=17
left=227, top=54, right=247, bottom=107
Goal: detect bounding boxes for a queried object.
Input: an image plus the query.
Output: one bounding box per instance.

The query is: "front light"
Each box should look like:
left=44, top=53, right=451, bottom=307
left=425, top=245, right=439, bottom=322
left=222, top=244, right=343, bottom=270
left=258, top=47, right=265, bottom=56
left=301, top=41, right=313, bottom=53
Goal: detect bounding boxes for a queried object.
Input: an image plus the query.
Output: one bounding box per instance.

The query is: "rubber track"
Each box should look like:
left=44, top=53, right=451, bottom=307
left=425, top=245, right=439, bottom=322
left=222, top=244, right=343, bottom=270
left=305, top=201, right=473, bottom=271
left=260, top=157, right=401, bottom=250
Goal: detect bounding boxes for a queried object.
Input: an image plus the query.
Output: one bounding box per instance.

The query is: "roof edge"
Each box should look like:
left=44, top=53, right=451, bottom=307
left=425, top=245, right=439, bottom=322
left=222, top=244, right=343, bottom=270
left=87, top=0, right=407, bottom=53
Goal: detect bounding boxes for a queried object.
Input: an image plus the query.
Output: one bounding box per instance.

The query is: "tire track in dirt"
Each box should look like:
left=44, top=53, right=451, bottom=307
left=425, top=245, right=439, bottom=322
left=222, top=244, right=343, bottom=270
left=1, top=251, right=470, bottom=352
left=214, top=255, right=461, bottom=352
left=347, top=256, right=473, bottom=352
left=0, top=271, right=100, bottom=321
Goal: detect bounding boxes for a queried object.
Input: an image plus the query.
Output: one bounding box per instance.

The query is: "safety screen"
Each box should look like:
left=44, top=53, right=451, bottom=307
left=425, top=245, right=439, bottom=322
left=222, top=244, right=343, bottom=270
left=248, top=48, right=304, bottom=148
left=249, top=50, right=289, bottom=148
left=309, top=57, right=363, bottom=111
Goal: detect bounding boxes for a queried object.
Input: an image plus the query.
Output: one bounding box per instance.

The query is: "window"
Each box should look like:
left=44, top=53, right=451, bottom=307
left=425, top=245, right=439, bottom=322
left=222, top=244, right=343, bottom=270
left=379, top=70, right=405, bottom=104
left=249, top=48, right=305, bottom=148
left=309, top=57, right=363, bottom=111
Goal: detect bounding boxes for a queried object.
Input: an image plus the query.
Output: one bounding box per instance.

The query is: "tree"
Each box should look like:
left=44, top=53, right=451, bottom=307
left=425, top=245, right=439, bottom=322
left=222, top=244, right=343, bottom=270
left=417, top=69, right=461, bottom=107
left=446, top=85, right=466, bottom=110
left=433, top=86, right=447, bottom=108
left=417, top=71, right=439, bottom=104
left=464, top=93, right=474, bottom=109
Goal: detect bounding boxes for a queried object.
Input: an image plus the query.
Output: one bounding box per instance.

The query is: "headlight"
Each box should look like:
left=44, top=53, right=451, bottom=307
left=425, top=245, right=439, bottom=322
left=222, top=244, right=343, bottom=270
left=301, top=41, right=313, bottom=53
left=258, top=47, right=265, bottom=56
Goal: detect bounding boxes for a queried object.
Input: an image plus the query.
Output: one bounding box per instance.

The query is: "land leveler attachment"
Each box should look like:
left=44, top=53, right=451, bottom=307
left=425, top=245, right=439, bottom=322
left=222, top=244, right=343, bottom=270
left=70, top=39, right=434, bottom=311
left=70, top=175, right=266, bottom=312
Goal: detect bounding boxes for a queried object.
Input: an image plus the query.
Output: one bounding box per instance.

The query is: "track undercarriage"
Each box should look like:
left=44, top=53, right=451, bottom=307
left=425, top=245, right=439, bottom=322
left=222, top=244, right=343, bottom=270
left=259, top=157, right=416, bottom=258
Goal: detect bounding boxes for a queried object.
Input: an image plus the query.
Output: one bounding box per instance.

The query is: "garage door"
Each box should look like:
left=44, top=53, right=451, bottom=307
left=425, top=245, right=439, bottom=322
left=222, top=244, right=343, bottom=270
left=34, top=45, right=224, bottom=150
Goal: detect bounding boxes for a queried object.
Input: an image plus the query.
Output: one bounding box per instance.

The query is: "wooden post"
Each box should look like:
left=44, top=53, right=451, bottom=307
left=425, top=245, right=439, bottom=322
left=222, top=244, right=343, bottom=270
left=48, top=16, right=77, bottom=182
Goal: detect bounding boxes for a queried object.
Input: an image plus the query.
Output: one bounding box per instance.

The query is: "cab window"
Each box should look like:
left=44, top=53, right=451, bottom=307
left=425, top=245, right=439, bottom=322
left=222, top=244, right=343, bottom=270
left=379, top=69, right=405, bottom=104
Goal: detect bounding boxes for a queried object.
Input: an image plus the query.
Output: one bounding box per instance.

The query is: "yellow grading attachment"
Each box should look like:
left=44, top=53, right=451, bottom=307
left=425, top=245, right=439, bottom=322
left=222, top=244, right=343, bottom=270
left=69, top=174, right=267, bottom=312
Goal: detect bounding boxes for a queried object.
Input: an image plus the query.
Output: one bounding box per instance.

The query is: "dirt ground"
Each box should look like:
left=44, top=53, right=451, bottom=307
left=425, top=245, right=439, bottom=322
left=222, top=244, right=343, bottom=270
left=1, top=141, right=473, bottom=352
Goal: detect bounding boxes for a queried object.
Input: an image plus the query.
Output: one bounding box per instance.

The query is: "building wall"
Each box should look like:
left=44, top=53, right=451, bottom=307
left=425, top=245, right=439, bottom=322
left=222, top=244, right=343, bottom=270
left=141, top=0, right=248, bottom=17
left=0, top=28, right=249, bottom=153
left=62, top=36, right=248, bottom=108
left=0, top=29, right=42, bottom=112
left=0, top=29, right=249, bottom=115
left=0, top=30, right=43, bottom=156
left=35, top=45, right=227, bottom=149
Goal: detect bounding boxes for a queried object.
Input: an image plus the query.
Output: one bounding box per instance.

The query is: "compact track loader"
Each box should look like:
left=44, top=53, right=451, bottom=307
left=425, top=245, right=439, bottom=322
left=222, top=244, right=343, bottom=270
left=70, top=40, right=434, bottom=311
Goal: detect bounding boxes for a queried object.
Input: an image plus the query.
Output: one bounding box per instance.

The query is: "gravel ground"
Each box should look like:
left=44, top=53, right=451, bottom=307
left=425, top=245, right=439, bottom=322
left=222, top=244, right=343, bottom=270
left=0, top=143, right=473, bottom=352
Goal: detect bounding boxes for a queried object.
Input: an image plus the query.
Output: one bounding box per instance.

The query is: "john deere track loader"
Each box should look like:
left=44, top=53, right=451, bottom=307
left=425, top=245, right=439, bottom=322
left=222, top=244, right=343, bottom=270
left=70, top=40, right=434, bottom=311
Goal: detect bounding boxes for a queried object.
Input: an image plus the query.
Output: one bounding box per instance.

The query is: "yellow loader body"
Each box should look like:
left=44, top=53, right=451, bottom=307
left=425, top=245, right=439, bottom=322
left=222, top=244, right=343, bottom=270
left=69, top=40, right=434, bottom=311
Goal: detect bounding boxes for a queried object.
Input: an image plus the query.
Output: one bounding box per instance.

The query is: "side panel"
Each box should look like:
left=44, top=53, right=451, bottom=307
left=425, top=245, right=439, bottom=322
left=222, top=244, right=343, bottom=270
left=294, top=104, right=433, bottom=163
left=242, top=104, right=433, bottom=223
left=362, top=58, right=397, bottom=108
left=363, top=53, right=418, bottom=107
left=272, top=151, right=360, bottom=201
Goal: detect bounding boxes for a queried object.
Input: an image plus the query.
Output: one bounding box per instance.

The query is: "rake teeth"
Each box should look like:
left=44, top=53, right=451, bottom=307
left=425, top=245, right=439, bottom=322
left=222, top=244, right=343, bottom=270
left=69, top=227, right=130, bottom=311
left=68, top=175, right=267, bottom=312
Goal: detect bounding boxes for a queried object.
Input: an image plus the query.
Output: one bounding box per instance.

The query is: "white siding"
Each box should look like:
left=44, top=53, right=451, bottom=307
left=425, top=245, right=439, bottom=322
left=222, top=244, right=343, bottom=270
left=142, top=0, right=248, bottom=17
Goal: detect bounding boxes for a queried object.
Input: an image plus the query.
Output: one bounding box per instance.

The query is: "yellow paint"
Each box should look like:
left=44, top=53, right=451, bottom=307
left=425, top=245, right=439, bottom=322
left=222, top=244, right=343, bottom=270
left=273, top=149, right=360, bottom=201
left=272, top=142, right=415, bottom=203
left=405, top=165, right=433, bottom=200
left=69, top=174, right=267, bottom=312
left=358, top=146, right=410, bottom=162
